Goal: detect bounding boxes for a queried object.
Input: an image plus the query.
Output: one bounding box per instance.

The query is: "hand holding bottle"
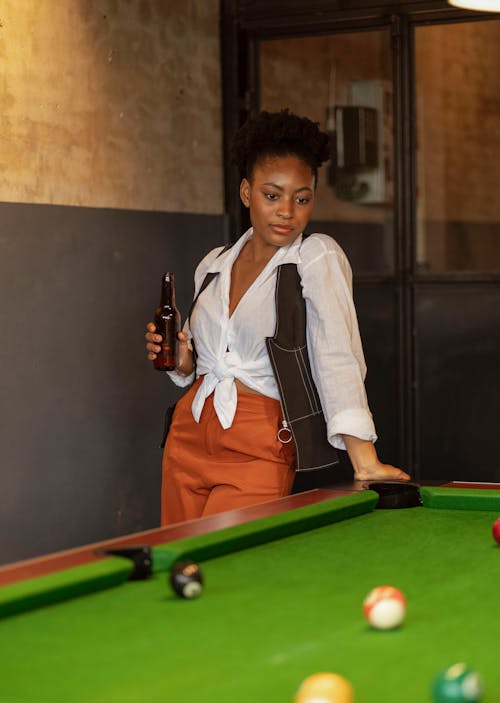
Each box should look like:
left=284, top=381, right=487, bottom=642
left=145, top=324, right=194, bottom=376
left=151, top=272, right=181, bottom=371
left=145, top=322, right=163, bottom=361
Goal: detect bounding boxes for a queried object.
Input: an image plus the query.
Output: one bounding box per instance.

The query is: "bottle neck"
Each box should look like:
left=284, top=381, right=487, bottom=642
left=160, top=272, right=175, bottom=307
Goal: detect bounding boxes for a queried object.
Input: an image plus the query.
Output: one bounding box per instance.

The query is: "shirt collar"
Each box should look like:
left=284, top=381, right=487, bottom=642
left=206, top=228, right=303, bottom=273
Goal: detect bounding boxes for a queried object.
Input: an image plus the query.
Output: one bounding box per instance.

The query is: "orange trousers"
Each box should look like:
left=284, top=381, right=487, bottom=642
left=161, top=378, right=296, bottom=525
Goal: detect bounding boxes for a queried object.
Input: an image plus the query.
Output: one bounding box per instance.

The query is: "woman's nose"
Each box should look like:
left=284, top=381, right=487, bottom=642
left=277, top=200, right=294, bottom=218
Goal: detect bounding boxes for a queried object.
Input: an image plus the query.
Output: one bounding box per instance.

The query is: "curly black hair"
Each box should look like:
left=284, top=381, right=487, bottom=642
left=230, top=109, right=331, bottom=182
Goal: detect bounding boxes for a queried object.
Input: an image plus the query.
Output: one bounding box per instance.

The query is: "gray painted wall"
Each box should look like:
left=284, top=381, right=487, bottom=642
left=0, top=203, right=227, bottom=564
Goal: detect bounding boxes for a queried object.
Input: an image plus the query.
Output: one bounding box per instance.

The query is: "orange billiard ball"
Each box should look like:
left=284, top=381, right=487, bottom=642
left=295, top=672, right=354, bottom=703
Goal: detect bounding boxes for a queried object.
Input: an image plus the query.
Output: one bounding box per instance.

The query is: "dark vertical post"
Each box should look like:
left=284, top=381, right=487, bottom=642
left=392, top=12, right=416, bottom=476
left=220, top=0, right=254, bottom=241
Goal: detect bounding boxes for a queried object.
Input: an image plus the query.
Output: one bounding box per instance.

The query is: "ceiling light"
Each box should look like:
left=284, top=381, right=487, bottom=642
left=448, top=0, right=500, bottom=11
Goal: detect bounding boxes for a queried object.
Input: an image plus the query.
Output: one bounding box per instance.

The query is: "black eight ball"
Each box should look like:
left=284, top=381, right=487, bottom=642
left=170, top=561, right=203, bottom=599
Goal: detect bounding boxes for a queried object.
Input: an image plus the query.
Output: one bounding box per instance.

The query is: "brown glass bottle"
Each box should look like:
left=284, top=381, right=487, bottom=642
left=153, top=272, right=180, bottom=372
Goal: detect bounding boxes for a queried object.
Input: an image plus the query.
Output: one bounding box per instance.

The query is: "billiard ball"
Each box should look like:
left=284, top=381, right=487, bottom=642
left=169, top=561, right=203, bottom=599
left=295, top=672, right=353, bottom=703
left=432, top=663, right=483, bottom=702
left=363, top=585, right=406, bottom=630
left=492, top=517, right=500, bottom=545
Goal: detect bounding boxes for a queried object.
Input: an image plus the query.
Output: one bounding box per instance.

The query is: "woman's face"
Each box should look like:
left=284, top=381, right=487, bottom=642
left=239, top=154, right=315, bottom=251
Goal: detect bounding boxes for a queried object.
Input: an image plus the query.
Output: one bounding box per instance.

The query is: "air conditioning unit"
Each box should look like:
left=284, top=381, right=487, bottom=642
left=332, top=79, right=393, bottom=205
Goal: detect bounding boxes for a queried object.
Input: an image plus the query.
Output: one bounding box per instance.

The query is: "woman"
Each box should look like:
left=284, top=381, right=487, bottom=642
left=146, top=109, right=409, bottom=525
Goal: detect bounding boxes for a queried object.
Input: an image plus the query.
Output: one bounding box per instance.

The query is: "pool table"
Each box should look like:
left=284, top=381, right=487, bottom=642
left=1, top=483, right=499, bottom=703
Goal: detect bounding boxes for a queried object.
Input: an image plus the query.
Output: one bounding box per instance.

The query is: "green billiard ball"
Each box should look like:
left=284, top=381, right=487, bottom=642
left=432, top=663, right=483, bottom=702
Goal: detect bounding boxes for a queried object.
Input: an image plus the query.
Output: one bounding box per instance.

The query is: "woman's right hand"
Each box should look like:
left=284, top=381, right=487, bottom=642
left=145, top=322, right=162, bottom=361
left=145, top=323, right=194, bottom=376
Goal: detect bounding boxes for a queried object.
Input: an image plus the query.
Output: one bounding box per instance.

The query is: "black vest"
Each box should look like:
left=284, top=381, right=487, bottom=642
left=189, top=256, right=339, bottom=472
left=265, top=263, right=339, bottom=471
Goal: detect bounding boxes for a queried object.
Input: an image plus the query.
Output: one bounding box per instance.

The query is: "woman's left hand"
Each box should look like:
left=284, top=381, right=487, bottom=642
left=351, top=460, right=410, bottom=482
left=342, top=434, right=411, bottom=481
left=176, top=331, right=194, bottom=376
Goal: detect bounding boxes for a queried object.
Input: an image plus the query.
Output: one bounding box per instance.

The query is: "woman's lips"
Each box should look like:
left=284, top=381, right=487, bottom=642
left=270, top=224, right=294, bottom=235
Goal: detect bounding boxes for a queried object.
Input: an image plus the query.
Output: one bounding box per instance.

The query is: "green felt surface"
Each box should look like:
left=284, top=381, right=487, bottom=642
left=1, top=503, right=499, bottom=703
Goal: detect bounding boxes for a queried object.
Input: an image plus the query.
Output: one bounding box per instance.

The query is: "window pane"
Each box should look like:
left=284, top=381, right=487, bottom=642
left=415, top=20, right=500, bottom=273
left=259, top=31, right=394, bottom=275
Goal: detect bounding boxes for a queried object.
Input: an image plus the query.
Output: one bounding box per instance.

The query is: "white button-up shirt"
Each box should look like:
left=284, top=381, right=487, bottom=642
left=168, top=228, right=376, bottom=450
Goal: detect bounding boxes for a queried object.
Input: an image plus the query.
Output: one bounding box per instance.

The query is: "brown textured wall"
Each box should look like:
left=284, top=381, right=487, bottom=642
left=415, top=21, right=500, bottom=224
left=415, top=21, right=500, bottom=270
left=0, top=0, right=223, bottom=214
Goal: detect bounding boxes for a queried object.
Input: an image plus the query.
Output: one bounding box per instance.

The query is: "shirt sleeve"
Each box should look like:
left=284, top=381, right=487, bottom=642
left=298, top=233, right=377, bottom=450
left=166, top=245, right=225, bottom=388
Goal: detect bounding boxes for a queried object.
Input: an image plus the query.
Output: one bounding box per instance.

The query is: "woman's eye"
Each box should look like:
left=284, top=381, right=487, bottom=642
left=264, top=192, right=279, bottom=201
left=296, top=197, right=311, bottom=205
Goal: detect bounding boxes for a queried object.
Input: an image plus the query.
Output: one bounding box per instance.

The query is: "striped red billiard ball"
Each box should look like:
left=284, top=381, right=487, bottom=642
left=363, top=585, right=406, bottom=630
left=492, top=517, right=500, bottom=545
left=169, top=562, right=203, bottom=599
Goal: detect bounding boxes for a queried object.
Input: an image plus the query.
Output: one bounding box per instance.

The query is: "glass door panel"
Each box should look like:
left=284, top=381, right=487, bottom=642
left=259, top=30, right=394, bottom=275
left=415, top=19, right=500, bottom=273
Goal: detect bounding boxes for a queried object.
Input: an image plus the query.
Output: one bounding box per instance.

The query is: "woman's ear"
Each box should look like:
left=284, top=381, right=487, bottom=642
left=239, top=178, right=250, bottom=208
